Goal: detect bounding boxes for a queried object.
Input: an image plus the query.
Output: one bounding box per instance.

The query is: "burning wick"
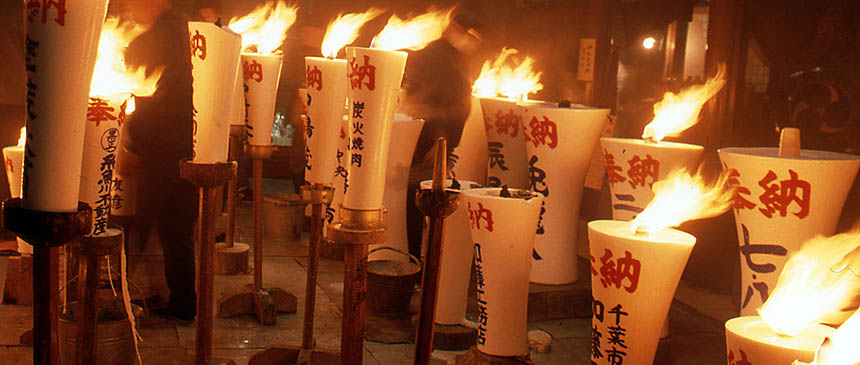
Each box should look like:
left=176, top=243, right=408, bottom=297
left=640, top=64, right=726, bottom=143
left=320, top=9, right=384, bottom=59
left=370, top=7, right=454, bottom=52
left=228, top=1, right=298, bottom=55
left=630, top=166, right=734, bottom=235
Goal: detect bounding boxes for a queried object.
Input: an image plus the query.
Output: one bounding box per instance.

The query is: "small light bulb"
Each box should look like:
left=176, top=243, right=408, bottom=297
left=642, top=37, right=656, bottom=49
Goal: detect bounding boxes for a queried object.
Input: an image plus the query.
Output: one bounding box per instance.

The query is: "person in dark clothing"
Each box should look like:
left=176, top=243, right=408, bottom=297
left=119, top=0, right=198, bottom=321
left=401, top=15, right=482, bottom=258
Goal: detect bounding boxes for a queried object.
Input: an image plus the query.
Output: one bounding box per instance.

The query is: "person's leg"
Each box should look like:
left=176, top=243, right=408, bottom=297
left=156, top=177, right=198, bottom=318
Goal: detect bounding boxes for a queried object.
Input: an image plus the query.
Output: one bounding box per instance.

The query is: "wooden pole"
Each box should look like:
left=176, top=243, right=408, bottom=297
left=75, top=252, right=100, bottom=365
left=33, top=246, right=60, bottom=365
left=341, top=243, right=368, bottom=365
left=253, top=158, right=263, bottom=291
left=225, top=133, right=240, bottom=248
left=301, top=202, right=323, bottom=353
left=196, top=186, right=217, bottom=365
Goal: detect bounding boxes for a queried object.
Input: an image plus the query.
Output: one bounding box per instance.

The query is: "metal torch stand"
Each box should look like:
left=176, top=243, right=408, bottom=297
left=215, top=125, right=250, bottom=275
left=325, top=207, right=387, bottom=365
left=217, top=145, right=296, bottom=325
left=413, top=186, right=460, bottom=365
left=179, top=159, right=237, bottom=365
left=73, top=230, right=123, bottom=364
left=1, top=198, right=92, bottom=365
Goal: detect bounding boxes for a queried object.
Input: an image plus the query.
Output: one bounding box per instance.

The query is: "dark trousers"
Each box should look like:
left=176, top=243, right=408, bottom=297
left=132, top=163, right=198, bottom=315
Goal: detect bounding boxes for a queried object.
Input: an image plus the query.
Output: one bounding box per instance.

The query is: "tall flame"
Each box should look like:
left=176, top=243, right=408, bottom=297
left=641, top=64, right=726, bottom=142
left=228, top=1, right=298, bottom=55
left=90, top=18, right=162, bottom=98
left=471, top=48, right=543, bottom=102
left=759, top=232, right=860, bottom=336
left=371, top=7, right=453, bottom=52
left=813, top=310, right=860, bottom=365
left=631, top=167, right=734, bottom=235
left=321, top=9, right=385, bottom=59
left=17, top=127, right=25, bottom=147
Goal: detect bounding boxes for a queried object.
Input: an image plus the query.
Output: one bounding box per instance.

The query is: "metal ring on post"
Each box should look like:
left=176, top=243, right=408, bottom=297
left=299, top=184, right=335, bottom=205
left=324, top=206, right=388, bottom=246
left=179, top=159, right=238, bottom=187
left=246, top=144, right=274, bottom=160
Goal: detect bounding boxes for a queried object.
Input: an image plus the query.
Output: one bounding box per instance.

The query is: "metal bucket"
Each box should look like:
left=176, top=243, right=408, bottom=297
left=366, top=247, right=421, bottom=314
left=263, top=193, right=306, bottom=240
left=59, top=300, right=137, bottom=365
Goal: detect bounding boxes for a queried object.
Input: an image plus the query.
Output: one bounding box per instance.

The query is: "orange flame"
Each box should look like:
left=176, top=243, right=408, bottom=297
left=759, top=232, right=860, bottom=336
left=228, top=1, right=298, bottom=55
left=630, top=167, right=733, bottom=235
left=641, top=64, right=726, bottom=142
left=811, top=309, right=860, bottom=365
left=371, top=7, right=453, bottom=51
left=321, top=9, right=385, bottom=59
left=90, top=18, right=162, bottom=99
left=17, top=127, right=25, bottom=147
left=471, top=48, right=543, bottom=102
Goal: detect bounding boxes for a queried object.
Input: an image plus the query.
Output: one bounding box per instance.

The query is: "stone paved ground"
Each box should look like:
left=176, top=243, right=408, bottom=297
left=0, top=178, right=727, bottom=364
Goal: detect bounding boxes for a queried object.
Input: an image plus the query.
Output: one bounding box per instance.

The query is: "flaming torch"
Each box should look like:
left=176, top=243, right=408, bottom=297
left=472, top=48, right=544, bottom=189
left=725, top=231, right=860, bottom=364
left=802, top=305, right=860, bottom=365
left=588, top=167, right=734, bottom=365
left=601, top=66, right=725, bottom=222
left=228, top=1, right=297, bottom=147
left=324, top=7, right=453, bottom=364
left=3, top=128, right=31, bottom=254
left=719, top=144, right=860, bottom=315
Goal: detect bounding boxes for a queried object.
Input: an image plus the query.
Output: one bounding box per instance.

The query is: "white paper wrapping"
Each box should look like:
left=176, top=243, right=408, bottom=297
left=372, top=115, right=424, bottom=260
left=342, top=47, right=407, bottom=210
left=304, top=57, right=348, bottom=186
left=325, top=112, right=351, bottom=227
left=480, top=97, right=528, bottom=189
left=110, top=119, right=134, bottom=216
left=463, top=188, right=543, bottom=357
left=79, top=95, right=129, bottom=236
left=228, top=57, right=246, bottom=126
left=188, top=22, right=242, bottom=163
left=451, top=96, right=488, bottom=184
left=725, top=316, right=833, bottom=364
left=587, top=220, right=696, bottom=365
left=22, top=0, right=109, bottom=211
left=600, top=138, right=704, bottom=221
left=3, top=145, right=32, bottom=253
left=243, top=53, right=284, bottom=147
left=718, top=147, right=860, bottom=315
left=420, top=179, right=480, bottom=325
left=523, top=104, right=608, bottom=285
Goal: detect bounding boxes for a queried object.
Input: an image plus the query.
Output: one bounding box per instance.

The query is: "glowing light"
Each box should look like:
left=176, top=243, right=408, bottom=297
left=321, top=9, right=384, bottom=59
left=642, top=37, right=656, bottom=49
left=17, top=127, right=25, bottom=147
left=759, top=231, right=860, bottom=337
left=641, top=64, right=726, bottom=142
left=371, top=7, right=453, bottom=52
left=125, top=96, right=136, bottom=116
left=228, top=1, right=298, bottom=55
left=471, top=48, right=543, bottom=102
left=813, top=309, right=860, bottom=365
left=630, top=167, right=733, bottom=234
left=90, top=17, right=162, bottom=99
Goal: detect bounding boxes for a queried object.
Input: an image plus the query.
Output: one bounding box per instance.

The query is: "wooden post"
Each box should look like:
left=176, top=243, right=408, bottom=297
left=342, top=243, right=368, bottom=364
left=33, top=246, right=60, bottom=365
left=253, top=158, right=263, bottom=291
left=197, top=186, right=217, bottom=365
left=75, top=253, right=100, bottom=365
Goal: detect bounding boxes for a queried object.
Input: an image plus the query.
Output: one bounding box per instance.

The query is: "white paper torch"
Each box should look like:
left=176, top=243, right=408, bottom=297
left=305, top=9, right=382, bottom=186
left=229, top=1, right=297, bottom=147
left=343, top=7, right=453, bottom=210
left=3, top=128, right=32, bottom=253
left=22, top=0, right=110, bottom=212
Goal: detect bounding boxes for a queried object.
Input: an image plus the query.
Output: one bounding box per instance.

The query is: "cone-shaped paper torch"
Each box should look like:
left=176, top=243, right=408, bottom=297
left=588, top=167, right=733, bottom=364
left=305, top=9, right=382, bottom=186
left=463, top=187, right=543, bottom=357
left=80, top=18, right=161, bottom=236
left=3, top=128, right=32, bottom=254
left=522, top=103, right=608, bottom=285
left=188, top=22, right=242, bottom=162
left=343, top=7, right=452, bottom=210
left=22, top=0, right=109, bottom=211
left=473, top=48, right=543, bottom=188
left=229, top=1, right=298, bottom=146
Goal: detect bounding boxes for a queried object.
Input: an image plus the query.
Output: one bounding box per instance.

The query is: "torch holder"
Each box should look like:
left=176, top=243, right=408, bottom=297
left=325, top=206, right=388, bottom=365
left=217, top=145, right=297, bottom=326
left=1, top=198, right=92, bottom=365
left=215, top=124, right=250, bottom=275
left=179, top=159, right=238, bottom=365
left=70, top=230, right=123, bottom=365
left=413, top=188, right=460, bottom=364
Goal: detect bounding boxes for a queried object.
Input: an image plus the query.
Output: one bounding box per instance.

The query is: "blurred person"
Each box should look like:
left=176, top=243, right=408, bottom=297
left=192, top=0, right=222, bottom=24
left=117, top=0, right=197, bottom=322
